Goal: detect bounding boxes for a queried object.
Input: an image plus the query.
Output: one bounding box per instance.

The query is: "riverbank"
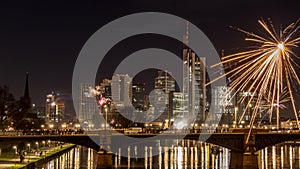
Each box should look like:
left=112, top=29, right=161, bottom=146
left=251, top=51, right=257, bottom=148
left=0, top=144, right=76, bottom=169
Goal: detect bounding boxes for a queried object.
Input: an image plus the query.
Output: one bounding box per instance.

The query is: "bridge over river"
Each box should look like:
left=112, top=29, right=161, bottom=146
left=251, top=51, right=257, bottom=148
left=1, top=130, right=300, bottom=169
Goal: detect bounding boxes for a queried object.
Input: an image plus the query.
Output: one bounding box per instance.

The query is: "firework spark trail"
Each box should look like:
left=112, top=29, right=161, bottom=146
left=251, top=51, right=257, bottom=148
left=260, top=88, right=290, bottom=123
left=207, top=18, right=300, bottom=144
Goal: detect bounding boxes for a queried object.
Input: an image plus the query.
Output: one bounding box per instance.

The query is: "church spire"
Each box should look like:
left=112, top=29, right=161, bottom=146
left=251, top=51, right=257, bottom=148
left=24, top=72, right=30, bottom=98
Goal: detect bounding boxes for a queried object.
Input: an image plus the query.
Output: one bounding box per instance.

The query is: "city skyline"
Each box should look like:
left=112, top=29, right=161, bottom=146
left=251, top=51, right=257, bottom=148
left=1, top=2, right=300, bottom=169
left=0, top=1, right=299, bottom=117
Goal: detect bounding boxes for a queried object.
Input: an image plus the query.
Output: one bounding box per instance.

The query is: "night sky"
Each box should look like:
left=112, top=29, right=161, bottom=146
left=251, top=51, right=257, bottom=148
left=0, top=0, right=299, bottom=113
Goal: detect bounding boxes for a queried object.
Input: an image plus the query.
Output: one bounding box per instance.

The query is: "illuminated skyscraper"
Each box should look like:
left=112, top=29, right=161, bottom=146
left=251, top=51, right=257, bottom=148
left=78, top=83, right=98, bottom=125
left=237, top=91, right=257, bottom=124
left=45, top=92, right=65, bottom=126
left=169, top=92, right=189, bottom=118
left=111, top=74, right=132, bottom=108
left=132, top=83, right=146, bottom=111
left=99, top=78, right=112, bottom=100
left=211, top=86, right=235, bottom=124
left=182, top=23, right=206, bottom=122
left=154, top=70, right=175, bottom=121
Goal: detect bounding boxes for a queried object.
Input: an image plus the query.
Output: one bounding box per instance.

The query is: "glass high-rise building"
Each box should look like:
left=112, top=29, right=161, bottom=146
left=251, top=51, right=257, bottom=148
left=111, top=74, right=132, bottom=108
left=78, top=83, right=98, bottom=127
left=132, top=83, right=146, bottom=111
left=211, top=86, right=236, bottom=124
left=169, top=92, right=189, bottom=118
left=45, top=92, right=65, bottom=126
left=182, top=25, right=206, bottom=123
left=99, top=78, right=112, bottom=100
left=154, top=70, right=176, bottom=121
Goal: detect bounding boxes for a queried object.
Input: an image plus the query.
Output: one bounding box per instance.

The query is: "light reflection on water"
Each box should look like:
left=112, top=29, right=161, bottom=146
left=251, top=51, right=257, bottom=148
left=42, top=146, right=95, bottom=169
left=42, top=141, right=300, bottom=169
left=259, top=142, right=300, bottom=169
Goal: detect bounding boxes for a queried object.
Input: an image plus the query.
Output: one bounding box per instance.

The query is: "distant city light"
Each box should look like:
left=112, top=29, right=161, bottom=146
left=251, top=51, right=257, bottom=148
left=51, top=102, right=56, bottom=106
left=174, top=121, right=185, bottom=129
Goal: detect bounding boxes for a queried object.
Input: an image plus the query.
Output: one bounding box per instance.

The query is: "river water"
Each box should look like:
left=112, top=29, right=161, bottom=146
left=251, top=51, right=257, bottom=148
left=41, top=141, right=300, bottom=169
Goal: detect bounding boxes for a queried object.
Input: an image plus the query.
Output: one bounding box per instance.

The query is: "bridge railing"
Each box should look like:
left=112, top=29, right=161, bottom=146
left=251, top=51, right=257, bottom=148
left=0, top=129, right=85, bottom=136
left=1, top=127, right=295, bottom=136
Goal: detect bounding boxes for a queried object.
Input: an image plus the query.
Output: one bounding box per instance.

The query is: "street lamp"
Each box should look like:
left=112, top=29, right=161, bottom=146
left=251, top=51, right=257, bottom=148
left=36, top=142, right=39, bottom=149
left=61, top=124, right=67, bottom=130
left=88, top=124, right=94, bottom=129
left=234, top=107, right=238, bottom=125
left=13, top=146, right=17, bottom=156
left=241, top=120, right=245, bottom=128
left=105, top=107, right=108, bottom=131
left=27, top=143, right=30, bottom=152
left=51, top=102, right=56, bottom=106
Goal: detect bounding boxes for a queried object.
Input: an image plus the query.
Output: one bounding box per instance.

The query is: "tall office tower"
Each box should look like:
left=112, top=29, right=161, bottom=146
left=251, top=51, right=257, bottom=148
left=99, top=78, right=112, bottom=100
left=45, top=92, right=65, bottom=126
left=98, top=78, right=117, bottom=124
left=78, top=83, right=98, bottom=126
left=155, top=71, right=176, bottom=95
left=33, top=105, right=46, bottom=120
left=182, top=23, right=206, bottom=122
left=154, top=70, right=176, bottom=121
left=169, top=92, right=189, bottom=118
left=237, top=91, right=258, bottom=125
left=211, top=86, right=236, bottom=124
left=132, top=83, right=146, bottom=111
left=111, top=74, right=132, bottom=108
left=45, top=93, right=54, bottom=125
left=57, top=93, right=76, bottom=123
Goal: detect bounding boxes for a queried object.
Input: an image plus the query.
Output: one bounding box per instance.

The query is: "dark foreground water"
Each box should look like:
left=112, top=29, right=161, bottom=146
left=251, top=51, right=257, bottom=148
left=41, top=141, right=300, bottom=169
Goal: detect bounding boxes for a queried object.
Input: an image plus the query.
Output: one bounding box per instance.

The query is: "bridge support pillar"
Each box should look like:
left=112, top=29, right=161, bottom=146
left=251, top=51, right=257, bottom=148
left=242, top=152, right=258, bottom=169
left=97, top=129, right=113, bottom=169
left=96, top=149, right=113, bottom=169
left=229, top=151, right=258, bottom=169
left=242, top=134, right=258, bottom=169
left=229, top=151, right=243, bottom=169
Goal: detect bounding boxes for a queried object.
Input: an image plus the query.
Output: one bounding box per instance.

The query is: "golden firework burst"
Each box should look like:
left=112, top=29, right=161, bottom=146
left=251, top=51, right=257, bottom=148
left=209, top=18, right=300, bottom=143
